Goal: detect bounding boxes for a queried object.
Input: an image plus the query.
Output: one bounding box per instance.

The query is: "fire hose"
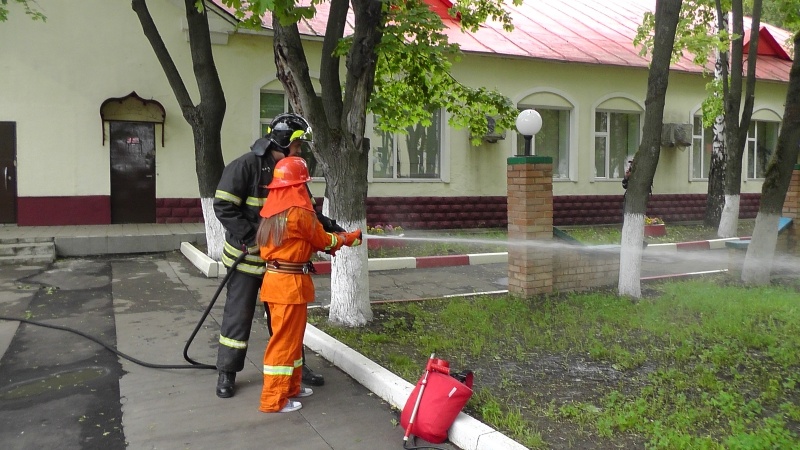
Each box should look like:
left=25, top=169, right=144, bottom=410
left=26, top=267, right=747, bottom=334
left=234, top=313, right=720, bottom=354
left=0, top=251, right=247, bottom=370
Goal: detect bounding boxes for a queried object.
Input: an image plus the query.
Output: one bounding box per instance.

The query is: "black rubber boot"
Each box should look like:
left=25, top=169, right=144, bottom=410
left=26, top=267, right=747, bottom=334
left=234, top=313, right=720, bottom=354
left=216, top=371, right=236, bottom=398
left=302, top=365, right=324, bottom=386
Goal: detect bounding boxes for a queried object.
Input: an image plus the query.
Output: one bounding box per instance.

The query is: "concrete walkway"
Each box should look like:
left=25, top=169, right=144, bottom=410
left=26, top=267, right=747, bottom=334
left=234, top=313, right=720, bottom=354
left=0, top=223, right=739, bottom=450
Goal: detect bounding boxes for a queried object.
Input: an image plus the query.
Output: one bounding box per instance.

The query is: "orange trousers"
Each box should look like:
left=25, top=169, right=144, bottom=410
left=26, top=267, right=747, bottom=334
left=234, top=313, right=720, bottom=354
left=259, top=302, right=307, bottom=412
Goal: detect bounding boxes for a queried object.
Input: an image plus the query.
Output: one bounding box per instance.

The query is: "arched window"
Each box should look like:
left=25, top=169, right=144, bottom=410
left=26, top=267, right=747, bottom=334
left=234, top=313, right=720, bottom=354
left=515, top=90, right=575, bottom=179
left=259, top=88, right=323, bottom=178
left=592, top=96, right=643, bottom=179
left=690, top=112, right=714, bottom=180
left=746, top=109, right=781, bottom=180
left=369, top=109, right=443, bottom=180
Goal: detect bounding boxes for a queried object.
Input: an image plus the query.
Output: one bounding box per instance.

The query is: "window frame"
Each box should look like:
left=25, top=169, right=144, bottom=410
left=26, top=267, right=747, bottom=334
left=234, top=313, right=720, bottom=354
left=258, top=90, right=325, bottom=179
left=367, top=109, right=450, bottom=183
left=592, top=109, right=642, bottom=180
left=514, top=105, right=573, bottom=180
left=746, top=119, right=780, bottom=180
left=689, top=113, right=714, bottom=181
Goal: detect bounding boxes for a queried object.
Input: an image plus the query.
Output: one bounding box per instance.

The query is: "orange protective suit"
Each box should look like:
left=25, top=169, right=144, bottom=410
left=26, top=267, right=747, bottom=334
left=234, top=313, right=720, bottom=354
left=258, top=200, right=343, bottom=412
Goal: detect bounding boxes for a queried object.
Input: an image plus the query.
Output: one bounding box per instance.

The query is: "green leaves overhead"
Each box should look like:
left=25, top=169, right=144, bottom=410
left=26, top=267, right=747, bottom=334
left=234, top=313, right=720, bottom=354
left=219, top=0, right=318, bottom=28
left=222, top=0, right=520, bottom=145
left=635, top=0, right=731, bottom=67
left=371, top=0, right=518, bottom=143
left=0, top=0, right=46, bottom=22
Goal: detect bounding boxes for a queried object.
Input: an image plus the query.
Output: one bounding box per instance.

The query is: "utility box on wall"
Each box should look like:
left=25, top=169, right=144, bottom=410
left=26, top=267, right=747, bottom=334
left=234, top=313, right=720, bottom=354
left=661, top=123, right=692, bottom=149
left=474, top=115, right=506, bottom=143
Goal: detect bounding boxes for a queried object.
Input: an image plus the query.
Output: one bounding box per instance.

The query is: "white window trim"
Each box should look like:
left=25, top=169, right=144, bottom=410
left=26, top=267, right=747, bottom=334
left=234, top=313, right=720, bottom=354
left=366, top=110, right=450, bottom=183
left=592, top=109, right=643, bottom=180
left=689, top=105, right=711, bottom=182
left=512, top=88, right=578, bottom=182
left=746, top=118, right=780, bottom=181
left=590, top=93, right=644, bottom=182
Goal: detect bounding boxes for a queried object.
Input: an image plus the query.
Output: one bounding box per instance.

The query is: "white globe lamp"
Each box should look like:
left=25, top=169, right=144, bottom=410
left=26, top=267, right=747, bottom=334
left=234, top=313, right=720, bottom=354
left=515, top=109, right=542, bottom=156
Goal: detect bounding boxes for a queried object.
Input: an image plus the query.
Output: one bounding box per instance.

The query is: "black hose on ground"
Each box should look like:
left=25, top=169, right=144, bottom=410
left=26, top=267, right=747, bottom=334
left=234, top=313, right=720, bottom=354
left=0, top=251, right=247, bottom=370
left=182, top=251, right=246, bottom=368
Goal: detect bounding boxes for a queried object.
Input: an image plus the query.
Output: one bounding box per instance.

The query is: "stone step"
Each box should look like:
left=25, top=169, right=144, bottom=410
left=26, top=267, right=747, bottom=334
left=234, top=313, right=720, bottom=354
left=0, top=241, right=56, bottom=264
left=0, top=254, right=55, bottom=266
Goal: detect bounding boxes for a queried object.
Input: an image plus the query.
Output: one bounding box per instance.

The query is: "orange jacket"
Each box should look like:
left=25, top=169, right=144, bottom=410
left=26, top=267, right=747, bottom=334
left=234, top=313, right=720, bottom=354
left=259, top=207, right=341, bottom=305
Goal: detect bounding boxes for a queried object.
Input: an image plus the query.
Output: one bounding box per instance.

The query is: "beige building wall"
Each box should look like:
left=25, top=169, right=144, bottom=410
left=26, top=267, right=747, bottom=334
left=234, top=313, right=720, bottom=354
left=0, top=0, right=788, bottom=205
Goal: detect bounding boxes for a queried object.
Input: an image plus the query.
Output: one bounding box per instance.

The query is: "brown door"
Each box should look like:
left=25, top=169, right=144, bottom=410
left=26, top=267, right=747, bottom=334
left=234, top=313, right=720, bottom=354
left=0, top=122, right=17, bottom=224
left=109, top=121, right=156, bottom=223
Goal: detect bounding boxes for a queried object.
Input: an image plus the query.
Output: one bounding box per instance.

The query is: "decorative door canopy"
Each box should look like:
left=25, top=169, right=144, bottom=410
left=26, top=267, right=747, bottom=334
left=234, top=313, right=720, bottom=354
left=101, top=91, right=166, bottom=146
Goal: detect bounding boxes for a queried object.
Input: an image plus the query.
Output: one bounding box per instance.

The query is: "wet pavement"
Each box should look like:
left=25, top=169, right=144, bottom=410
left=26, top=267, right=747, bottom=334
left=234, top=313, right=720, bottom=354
left=0, top=252, right=479, bottom=450
left=0, top=238, right=736, bottom=450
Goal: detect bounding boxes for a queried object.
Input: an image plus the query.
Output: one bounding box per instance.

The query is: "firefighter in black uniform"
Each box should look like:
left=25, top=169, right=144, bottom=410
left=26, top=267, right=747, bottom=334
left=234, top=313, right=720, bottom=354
left=213, top=113, right=342, bottom=398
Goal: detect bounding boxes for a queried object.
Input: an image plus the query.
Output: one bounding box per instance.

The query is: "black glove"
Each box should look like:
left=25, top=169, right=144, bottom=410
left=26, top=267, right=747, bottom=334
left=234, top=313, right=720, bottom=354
left=317, top=212, right=346, bottom=233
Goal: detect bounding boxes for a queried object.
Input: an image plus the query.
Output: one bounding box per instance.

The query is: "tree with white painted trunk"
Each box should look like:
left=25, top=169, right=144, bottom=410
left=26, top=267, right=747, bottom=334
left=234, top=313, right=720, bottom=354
left=621, top=0, right=683, bottom=298
left=742, top=26, right=800, bottom=285
left=716, top=0, right=763, bottom=237
left=132, top=0, right=226, bottom=260
left=704, top=7, right=729, bottom=228
left=227, top=0, right=519, bottom=326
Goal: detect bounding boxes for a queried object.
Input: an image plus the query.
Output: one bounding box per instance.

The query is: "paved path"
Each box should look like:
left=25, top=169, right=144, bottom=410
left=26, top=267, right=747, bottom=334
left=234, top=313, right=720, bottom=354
left=0, top=223, right=761, bottom=450
left=0, top=252, right=461, bottom=450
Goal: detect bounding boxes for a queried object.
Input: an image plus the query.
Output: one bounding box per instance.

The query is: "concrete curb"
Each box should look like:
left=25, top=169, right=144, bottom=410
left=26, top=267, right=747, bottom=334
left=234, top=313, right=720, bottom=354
left=646, top=237, right=744, bottom=252
left=180, top=243, right=509, bottom=278
left=304, top=324, right=528, bottom=450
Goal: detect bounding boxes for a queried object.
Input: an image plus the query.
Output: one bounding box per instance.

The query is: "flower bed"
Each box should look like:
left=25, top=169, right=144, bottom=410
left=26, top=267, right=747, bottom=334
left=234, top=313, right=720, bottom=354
left=366, top=224, right=406, bottom=250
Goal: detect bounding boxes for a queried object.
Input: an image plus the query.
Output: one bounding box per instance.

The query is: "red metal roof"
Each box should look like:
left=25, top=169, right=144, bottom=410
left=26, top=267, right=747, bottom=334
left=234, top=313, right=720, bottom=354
left=212, top=0, right=792, bottom=83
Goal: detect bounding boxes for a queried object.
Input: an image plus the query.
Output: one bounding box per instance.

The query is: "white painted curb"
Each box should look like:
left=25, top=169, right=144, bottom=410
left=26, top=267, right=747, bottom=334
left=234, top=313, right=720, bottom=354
left=468, top=252, right=508, bottom=265
left=180, top=242, right=219, bottom=277
left=180, top=242, right=508, bottom=278
left=304, top=324, right=528, bottom=450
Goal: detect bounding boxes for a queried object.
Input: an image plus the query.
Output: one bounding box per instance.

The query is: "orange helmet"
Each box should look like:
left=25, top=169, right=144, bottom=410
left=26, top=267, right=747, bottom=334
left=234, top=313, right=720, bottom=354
left=268, top=156, right=311, bottom=189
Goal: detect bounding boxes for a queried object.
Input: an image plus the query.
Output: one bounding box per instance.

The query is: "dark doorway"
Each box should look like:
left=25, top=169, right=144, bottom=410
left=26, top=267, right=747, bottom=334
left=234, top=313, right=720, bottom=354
left=0, top=122, right=17, bottom=224
left=109, top=121, right=156, bottom=223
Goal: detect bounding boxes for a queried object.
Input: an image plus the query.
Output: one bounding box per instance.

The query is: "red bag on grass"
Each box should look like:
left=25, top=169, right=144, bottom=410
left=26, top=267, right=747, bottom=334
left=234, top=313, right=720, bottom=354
left=400, top=359, right=474, bottom=444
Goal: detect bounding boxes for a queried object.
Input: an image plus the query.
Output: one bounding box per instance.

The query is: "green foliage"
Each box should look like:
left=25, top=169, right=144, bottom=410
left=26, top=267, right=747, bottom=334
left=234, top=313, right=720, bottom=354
left=745, top=0, right=800, bottom=31
left=222, top=0, right=521, bottom=145
left=634, top=0, right=729, bottom=67
left=701, top=77, right=725, bottom=127
left=314, top=279, right=800, bottom=447
left=0, top=0, right=46, bottom=22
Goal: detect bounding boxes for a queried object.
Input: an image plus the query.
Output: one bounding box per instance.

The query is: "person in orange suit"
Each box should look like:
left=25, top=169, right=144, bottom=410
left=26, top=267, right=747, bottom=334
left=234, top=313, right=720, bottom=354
left=255, top=156, right=362, bottom=413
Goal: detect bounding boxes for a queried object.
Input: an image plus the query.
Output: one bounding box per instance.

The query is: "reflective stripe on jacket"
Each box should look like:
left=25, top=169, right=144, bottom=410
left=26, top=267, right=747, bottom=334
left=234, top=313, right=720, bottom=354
left=214, top=150, right=277, bottom=275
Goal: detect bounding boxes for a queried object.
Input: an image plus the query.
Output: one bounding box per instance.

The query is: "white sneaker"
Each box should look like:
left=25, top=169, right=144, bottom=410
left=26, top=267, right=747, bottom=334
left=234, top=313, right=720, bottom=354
left=293, top=387, right=314, bottom=398
left=279, top=400, right=302, bottom=413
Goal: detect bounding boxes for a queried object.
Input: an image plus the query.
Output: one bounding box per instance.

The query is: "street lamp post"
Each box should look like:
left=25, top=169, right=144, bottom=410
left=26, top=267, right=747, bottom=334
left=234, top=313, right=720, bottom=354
left=515, top=109, right=542, bottom=156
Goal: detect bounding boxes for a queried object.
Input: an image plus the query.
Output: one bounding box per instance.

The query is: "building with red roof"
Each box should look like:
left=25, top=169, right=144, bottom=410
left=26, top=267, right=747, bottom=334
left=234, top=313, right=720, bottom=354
left=0, top=0, right=793, bottom=227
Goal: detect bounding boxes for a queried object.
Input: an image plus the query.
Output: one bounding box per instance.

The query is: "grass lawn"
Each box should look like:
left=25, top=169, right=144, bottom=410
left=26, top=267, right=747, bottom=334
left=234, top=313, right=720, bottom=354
left=310, top=277, right=800, bottom=449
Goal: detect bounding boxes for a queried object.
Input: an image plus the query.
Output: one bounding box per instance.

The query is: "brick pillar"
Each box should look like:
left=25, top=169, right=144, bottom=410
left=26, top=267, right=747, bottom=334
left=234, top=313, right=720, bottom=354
left=783, top=165, right=800, bottom=219
left=507, top=156, right=553, bottom=296
left=783, top=164, right=800, bottom=255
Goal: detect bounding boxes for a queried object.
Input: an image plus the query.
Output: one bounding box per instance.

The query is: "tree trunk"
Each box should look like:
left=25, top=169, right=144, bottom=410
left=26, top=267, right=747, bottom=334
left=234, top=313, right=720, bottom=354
left=718, top=0, right=761, bottom=238
left=272, top=0, right=383, bottom=326
left=704, top=7, right=728, bottom=228
left=132, top=0, right=226, bottom=259
left=742, top=31, right=800, bottom=285
left=619, top=0, right=682, bottom=298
